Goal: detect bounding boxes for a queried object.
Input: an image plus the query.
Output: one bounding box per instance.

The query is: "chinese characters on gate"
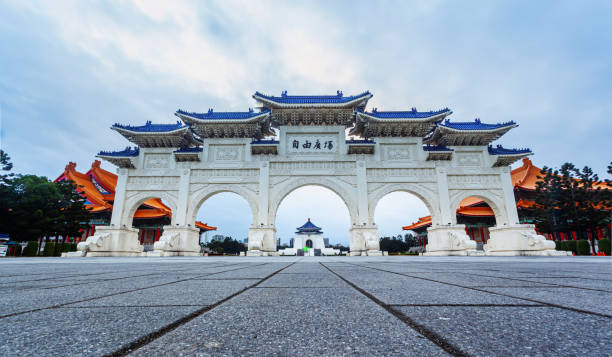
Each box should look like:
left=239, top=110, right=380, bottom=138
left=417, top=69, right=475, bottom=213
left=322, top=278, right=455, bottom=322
left=292, top=139, right=333, bottom=150
left=287, top=136, right=337, bottom=153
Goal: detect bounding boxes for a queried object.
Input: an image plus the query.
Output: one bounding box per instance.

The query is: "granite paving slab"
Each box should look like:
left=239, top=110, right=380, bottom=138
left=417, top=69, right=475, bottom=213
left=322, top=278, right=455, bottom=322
left=0, top=274, right=203, bottom=316
left=259, top=269, right=345, bottom=287
left=0, top=306, right=201, bottom=357
left=328, top=267, right=539, bottom=306
left=396, top=305, right=612, bottom=356
left=477, top=286, right=612, bottom=316
left=70, top=279, right=255, bottom=307
left=129, top=287, right=448, bottom=356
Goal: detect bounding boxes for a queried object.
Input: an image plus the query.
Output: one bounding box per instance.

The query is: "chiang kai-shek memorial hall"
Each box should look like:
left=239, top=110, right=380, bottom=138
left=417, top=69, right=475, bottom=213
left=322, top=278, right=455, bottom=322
left=77, top=90, right=559, bottom=257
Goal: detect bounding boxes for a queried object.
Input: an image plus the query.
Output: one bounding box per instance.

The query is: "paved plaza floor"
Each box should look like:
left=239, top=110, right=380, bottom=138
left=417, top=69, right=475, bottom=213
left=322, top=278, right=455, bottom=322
left=0, top=256, right=610, bottom=356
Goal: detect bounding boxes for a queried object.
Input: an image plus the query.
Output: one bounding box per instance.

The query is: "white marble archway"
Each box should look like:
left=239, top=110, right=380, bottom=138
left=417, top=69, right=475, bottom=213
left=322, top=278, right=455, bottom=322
left=186, top=185, right=258, bottom=227
left=268, top=177, right=359, bottom=226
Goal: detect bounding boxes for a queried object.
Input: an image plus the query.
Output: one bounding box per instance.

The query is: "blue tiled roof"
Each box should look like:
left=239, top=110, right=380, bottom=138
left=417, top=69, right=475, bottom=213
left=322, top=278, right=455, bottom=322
left=176, top=108, right=269, bottom=120
left=423, top=145, right=453, bottom=152
left=251, top=139, right=279, bottom=145
left=439, top=118, right=516, bottom=130
left=113, top=121, right=186, bottom=132
left=296, top=219, right=322, bottom=232
left=174, top=147, right=203, bottom=153
left=488, top=145, right=531, bottom=155
left=357, top=107, right=450, bottom=118
left=254, top=90, right=371, bottom=104
left=346, top=139, right=376, bottom=144
left=0, top=233, right=9, bottom=239
left=97, top=147, right=139, bottom=157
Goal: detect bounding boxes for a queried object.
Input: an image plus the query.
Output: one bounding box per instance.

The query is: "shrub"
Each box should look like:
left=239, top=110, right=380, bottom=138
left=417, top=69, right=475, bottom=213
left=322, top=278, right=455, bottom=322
left=70, top=243, right=78, bottom=251
left=599, top=238, right=611, bottom=256
left=565, top=240, right=577, bottom=254
left=53, top=243, right=63, bottom=257
left=61, top=243, right=72, bottom=253
left=576, top=240, right=590, bottom=255
left=555, top=240, right=564, bottom=251
left=43, top=242, right=55, bottom=257
left=23, top=242, right=38, bottom=256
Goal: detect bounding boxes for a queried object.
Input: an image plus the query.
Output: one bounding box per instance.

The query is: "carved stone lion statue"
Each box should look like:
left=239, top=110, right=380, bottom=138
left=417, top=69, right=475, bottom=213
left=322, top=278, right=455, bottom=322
left=448, top=230, right=476, bottom=250
left=77, top=233, right=111, bottom=252
left=520, top=230, right=555, bottom=250
left=154, top=233, right=181, bottom=252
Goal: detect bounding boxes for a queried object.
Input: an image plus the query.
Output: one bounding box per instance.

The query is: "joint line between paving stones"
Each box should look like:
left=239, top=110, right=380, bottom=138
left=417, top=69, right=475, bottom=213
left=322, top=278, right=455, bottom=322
left=105, top=261, right=299, bottom=357
left=351, top=263, right=612, bottom=319
left=458, top=271, right=612, bottom=293
left=387, top=303, right=547, bottom=307
left=320, top=262, right=469, bottom=357
left=0, top=262, right=264, bottom=319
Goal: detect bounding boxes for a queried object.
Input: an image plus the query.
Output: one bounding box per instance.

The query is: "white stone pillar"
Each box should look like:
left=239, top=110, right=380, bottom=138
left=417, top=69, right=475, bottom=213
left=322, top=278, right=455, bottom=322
left=110, top=169, right=128, bottom=227
left=247, top=161, right=277, bottom=255
left=435, top=167, right=453, bottom=225
left=174, top=169, right=191, bottom=226
left=349, top=160, right=381, bottom=256
left=499, top=166, right=519, bottom=225
left=257, top=162, right=270, bottom=225
left=356, top=160, right=369, bottom=225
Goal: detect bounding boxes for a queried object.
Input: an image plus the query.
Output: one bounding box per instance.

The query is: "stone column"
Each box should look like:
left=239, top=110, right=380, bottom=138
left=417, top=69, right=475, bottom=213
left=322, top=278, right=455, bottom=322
left=76, top=168, right=144, bottom=257
left=499, top=166, right=518, bottom=226
left=435, top=167, right=452, bottom=225
left=247, top=161, right=277, bottom=256
left=349, top=160, right=381, bottom=256
left=424, top=168, right=477, bottom=256
left=483, top=167, right=558, bottom=256
left=110, top=169, right=129, bottom=227
left=148, top=169, right=201, bottom=256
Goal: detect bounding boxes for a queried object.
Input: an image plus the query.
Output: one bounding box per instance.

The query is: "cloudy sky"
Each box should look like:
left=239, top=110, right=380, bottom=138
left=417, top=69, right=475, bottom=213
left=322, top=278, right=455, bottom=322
left=1, top=1, right=610, bottom=244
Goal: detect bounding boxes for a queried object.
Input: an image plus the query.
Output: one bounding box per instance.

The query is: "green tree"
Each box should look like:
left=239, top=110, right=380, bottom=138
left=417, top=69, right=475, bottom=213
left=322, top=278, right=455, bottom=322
left=5, top=175, right=63, bottom=242
left=532, top=162, right=611, bottom=249
left=532, top=166, right=562, bottom=235
left=0, top=150, right=15, bottom=234
left=54, top=179, right=91, bottom=239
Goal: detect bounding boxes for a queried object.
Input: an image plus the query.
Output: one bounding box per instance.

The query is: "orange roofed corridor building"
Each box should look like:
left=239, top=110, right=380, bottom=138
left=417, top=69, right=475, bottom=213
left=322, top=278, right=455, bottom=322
left=403, top=158, right=610, bottom=248
left=54, top=160, right=215, bottom=250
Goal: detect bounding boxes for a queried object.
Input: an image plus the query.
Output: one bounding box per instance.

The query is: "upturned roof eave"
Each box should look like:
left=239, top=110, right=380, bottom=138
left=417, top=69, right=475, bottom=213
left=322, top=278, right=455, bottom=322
left=111, top=125, right=189, bottom=136
left=253, top=92, right=372, bottom=108
left=356, top=110, right=451, bottom=123
left=175, top=111, right=270, bottom=124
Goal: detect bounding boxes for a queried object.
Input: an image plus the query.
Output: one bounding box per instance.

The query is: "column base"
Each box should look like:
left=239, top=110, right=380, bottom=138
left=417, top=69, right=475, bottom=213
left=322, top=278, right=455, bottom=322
left=76, top=226, right=143, bottom=257
left=246, top=250, right=279, bottom=257
left=349, top=225, right=379, bottom=256
left=484, top=225, right=556, bottom=255
left=153, top=225, right=200, bottom=256
left=424, top=225, right=476, bottom=256
left=247, top=226, right=277, bottom=253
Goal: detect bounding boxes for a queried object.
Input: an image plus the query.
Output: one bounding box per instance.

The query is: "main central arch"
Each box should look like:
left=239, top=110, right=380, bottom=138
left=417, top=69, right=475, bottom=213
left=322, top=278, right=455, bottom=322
left=81, top=90, right=558, bottom=257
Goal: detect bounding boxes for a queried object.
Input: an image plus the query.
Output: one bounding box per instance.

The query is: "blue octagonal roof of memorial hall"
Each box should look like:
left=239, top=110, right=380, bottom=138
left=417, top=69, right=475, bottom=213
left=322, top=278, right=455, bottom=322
left=112, top=121, right=187, bottom=133
left=296, top=218, right=323, bottom=234
left=175, top=108, right=270, bottom=120
left=356, top=107, right=451, bottom=119
left=254, top=90, right=372, bottom=105
left=438, top=118, right=516, bottom=131
left=97, top=147, right=140, bottom=157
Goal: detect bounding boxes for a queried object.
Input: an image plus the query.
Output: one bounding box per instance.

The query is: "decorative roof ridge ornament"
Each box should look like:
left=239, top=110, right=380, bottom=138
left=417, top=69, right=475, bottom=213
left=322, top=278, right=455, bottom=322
left=488, top=144, right=532, bottom=155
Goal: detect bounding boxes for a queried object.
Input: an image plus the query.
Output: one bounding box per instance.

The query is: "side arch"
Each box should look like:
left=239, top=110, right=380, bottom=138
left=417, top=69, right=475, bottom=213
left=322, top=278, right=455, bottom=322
left=368, top=183, right=440, bottom=226
left=268, top=177, right=358, bottom=225
left=122, top=191, right=178, bottom=227
left=186, top=184, right=258, bottom=226
left=449, top=190, right=507, bottom=226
